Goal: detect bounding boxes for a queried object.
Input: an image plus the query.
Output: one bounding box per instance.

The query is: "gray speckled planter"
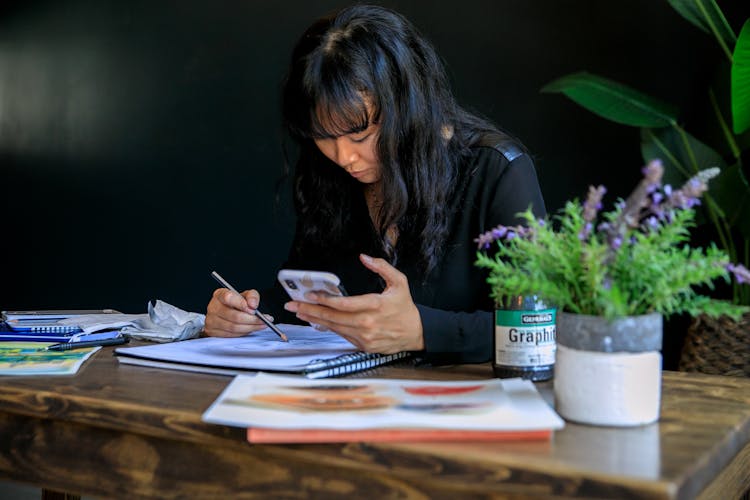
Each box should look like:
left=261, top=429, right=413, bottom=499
left=554, top=312, right=663, bottom=426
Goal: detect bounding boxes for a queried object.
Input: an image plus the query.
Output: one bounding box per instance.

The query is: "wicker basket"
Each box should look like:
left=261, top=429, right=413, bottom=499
left=679, top=313, right=750, bottom=377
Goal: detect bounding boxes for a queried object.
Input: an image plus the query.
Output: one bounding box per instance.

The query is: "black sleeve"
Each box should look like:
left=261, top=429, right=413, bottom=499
left=418, top=151, right=546, bottom=364
left=487, top=152, right=546, bottom=226
left=417, top=305, right=493, bottom=363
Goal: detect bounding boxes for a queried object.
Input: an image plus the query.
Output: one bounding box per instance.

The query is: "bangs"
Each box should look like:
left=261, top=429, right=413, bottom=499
left=284, top=26, right=383, bottom=141
left=310, top=95, right=371, bottom=139
left=301, top=72, right=380, bottom=139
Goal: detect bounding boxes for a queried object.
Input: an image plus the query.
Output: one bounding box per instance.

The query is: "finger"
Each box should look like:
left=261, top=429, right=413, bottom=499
left=296, top=315, right=395, bottom=354
left=296, top=317, right=365, bottom=350
left=213, top=288, right=253, bottom=313
left=209, top=290, right=265, bottom=327
left=286, top=299, right=373, bottom=330
left=204, top=314, right=267, bottom=337
left=292, top=307, right=403, bottom=354
left=292, top=303, right=381, bottom=342
left=240, top=289, right=261, bottom=310
left=359, top=254, right=407, bottom=289
left=303, top=293, right=381, bottom=312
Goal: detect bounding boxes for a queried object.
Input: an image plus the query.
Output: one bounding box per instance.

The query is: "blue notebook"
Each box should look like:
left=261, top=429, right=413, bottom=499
left=0, top=323, right=124, bottom=343
left=1, top=309, right=120, bottom=341
left=4, top=318, right=82, bottom=334
left=0, top=322, right=79, bottom=341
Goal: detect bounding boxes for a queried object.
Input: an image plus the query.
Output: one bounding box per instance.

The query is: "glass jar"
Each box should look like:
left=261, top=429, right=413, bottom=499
left=493, top=295, right=556, bottom=381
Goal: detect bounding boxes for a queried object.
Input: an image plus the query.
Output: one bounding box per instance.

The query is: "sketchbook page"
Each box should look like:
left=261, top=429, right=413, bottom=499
left=114, top=324, right=359, bottom=372
left=202, top=373, right=565, bottom=432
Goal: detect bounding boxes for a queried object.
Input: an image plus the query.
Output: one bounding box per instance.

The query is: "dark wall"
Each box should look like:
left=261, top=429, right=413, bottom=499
left=1, top=0, right=746, bottom=318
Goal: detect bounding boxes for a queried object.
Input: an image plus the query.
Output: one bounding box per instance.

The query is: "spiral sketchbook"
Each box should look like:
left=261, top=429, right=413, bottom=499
left=114, top=324, right=410, bottom=378
left=0, top=321, right=75, bottom=341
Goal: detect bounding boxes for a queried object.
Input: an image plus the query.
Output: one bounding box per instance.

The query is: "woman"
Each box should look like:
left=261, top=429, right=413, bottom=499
left=204, top=4, right=546, bottom=364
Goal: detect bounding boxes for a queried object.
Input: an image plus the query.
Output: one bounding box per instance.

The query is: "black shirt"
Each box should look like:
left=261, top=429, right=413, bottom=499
left=261, top=137, right=546, bottom=364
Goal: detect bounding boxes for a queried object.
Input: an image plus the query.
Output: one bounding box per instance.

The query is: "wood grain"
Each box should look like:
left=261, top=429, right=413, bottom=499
left=0, top=344, right=748, bottom=499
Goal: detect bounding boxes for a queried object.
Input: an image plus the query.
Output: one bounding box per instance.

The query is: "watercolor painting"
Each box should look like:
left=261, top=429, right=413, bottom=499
left=0, top=342, right=100, bottom=375
left=204, top=373, right=566, bottom=433
left=223, top=380, right=492, bottom=415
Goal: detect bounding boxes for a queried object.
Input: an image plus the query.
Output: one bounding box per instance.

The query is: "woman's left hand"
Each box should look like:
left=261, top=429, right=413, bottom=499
left=283, top=254, right=424, bottom=353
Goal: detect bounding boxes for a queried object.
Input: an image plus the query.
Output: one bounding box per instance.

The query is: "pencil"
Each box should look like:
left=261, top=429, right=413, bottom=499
left=210, top=271, right=289, bottom=342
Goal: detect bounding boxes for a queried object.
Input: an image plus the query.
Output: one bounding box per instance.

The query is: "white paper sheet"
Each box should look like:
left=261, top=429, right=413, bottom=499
left=202, top=373, right=566, bottom=431
left=114, top=324, right=358, bottom=372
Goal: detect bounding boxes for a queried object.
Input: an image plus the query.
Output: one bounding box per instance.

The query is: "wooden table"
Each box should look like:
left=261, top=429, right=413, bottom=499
left=0, top=345, right=748, bottom=499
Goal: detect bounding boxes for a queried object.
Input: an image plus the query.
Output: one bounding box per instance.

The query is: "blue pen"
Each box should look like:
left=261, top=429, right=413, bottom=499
left=39, top=336, right=129, bottom=352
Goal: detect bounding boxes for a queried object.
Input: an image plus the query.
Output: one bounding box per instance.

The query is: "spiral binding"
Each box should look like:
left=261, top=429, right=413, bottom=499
left=6, top=319, right=82, bottom=334
left=304, top=351, right=410, bottom=379
left=28, top=325, right=81, bottom=334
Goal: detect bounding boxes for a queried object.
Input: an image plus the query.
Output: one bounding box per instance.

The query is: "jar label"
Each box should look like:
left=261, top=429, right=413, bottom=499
left=495, top=309, right=556, bottom=367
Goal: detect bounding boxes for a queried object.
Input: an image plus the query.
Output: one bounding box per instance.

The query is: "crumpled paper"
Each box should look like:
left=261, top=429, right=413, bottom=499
left=58, top=300, right=205, bottom=342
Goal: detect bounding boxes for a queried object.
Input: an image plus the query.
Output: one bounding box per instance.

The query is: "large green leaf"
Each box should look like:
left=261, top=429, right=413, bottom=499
left=732, top=19, right=750, bottom=134
left=640, top=127, right=724, bottom=184
left=542, top=72, right=678, bottom=128
left=667, top=0, right=736, bottom=51
left=641, top=127, right=750, bottom=238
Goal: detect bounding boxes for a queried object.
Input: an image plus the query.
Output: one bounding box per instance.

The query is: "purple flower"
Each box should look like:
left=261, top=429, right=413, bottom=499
left=643, top=159, right=664, bottom=184
left=727, top=263, right=750, bottom=285
left=583, top=185, right=606, bottom=223
left=475, top=222, right=530, bottom=249
left=663, top=173, right=709, bottom=210
left=492, top=227, right=507, bottom=239
left=578, top=222, right=594, bottom=241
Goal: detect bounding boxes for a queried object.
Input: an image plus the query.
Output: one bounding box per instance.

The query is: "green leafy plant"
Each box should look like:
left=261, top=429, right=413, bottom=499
left=475, top=160, right=749, bottom=320
left=541, top=0, right=750, bottom=305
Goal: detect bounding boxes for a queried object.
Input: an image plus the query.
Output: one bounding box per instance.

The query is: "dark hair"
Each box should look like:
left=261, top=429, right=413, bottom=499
left=282, top=4, right=502, bottom=274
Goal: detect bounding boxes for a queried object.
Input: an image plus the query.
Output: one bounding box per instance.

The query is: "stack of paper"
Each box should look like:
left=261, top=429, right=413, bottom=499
left=1, top=309, right=122, bottom=343
left=202, top=373, right=565, bottom=443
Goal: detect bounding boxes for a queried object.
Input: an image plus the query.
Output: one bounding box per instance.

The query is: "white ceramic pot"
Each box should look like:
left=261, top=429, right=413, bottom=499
left=554, top=312, right=662, bottom=427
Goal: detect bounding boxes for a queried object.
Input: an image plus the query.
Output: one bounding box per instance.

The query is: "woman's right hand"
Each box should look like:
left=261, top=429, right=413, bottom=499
left=204, top=288, right=271, bottom=337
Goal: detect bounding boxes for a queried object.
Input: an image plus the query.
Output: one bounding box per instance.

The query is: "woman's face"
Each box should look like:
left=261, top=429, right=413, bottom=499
left=313, top=114, right=382, bottom=185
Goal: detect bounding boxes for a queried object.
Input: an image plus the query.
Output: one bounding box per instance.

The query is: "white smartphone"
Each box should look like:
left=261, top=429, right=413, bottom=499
left=277, top=269, right=348, bottom=303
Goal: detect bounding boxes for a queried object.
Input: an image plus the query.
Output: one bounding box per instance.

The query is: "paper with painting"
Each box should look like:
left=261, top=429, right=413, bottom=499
left=202, top=373, right=564, bottom=442
left=0, top=342, right=100, bottom=375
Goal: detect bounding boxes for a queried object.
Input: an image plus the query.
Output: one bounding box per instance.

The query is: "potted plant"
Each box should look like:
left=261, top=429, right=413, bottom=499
left=541, top=1, right=750, bottom=376
left=475, top=159, right=748, bottom=426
